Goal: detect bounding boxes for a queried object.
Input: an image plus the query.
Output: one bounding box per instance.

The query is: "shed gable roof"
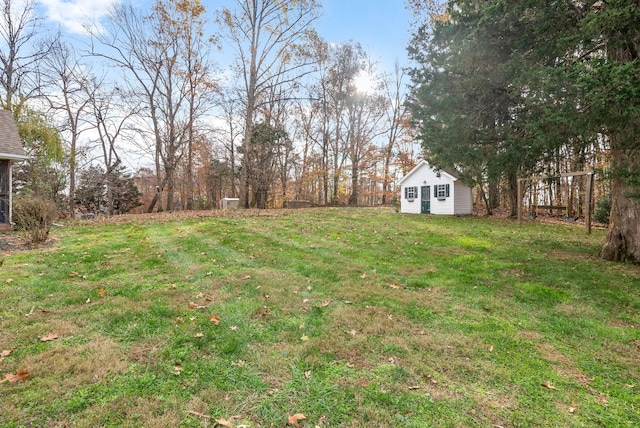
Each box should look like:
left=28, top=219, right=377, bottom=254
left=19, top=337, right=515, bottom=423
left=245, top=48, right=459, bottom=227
left=399, top=159, right=459, bottom=185
left=0, top=109, right=27, bottom=160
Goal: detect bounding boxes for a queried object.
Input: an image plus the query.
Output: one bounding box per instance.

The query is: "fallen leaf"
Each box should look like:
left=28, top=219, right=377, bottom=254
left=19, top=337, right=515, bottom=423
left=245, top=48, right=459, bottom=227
left=568, top=406, right=576, bottom=413
left=195, top=332, right=204, bottom=338
left=1, top=369, right=28, bottom=383
left=208, top=315, right=220, bottom=325
left=215, top=418, right=233, bottom=427
left=40, top=333, right=59, bottom=342
left=302, top=298, right=310, bottom=303
left=320, top=300, right=331, bottom=307
left=360, top=273, right=367, bottom=279
left=188, top=302, right=206, bottom=309
left=288, top=413, right=306, bottom=427
left=69, top=271, right=78, bottom=277
left=1, top=350, right=11, bottom=357
left=230, top=326, right=238, bottom=331
left=299, top=323, right=305, bottom=330
left=389, top=283, right=400, bottom=289
left=173, top=363, right=183, bottom=375
left=242, top=275, right=251, bottom=280
left=4, top=278, right=13, bottom=284
left=541, top=380, right=558, bottom=390
left=176, top=317, right=185, bottom=323
left=300, top=335, right=309, bottom=341
left=306, top=286, right=312, bottom=291
left=98, top=289, right=106, bottom=297
left=304, top=370, right=311, bottom=380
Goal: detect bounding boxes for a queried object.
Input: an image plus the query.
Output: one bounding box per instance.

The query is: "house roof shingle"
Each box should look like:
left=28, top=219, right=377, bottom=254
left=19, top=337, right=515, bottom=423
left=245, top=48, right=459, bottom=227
left=0, top=109, right=27, bottom=161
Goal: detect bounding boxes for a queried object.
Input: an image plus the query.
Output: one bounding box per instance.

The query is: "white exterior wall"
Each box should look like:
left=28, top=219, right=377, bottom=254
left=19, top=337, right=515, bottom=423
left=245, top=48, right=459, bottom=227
left=399, top=160, right=473, bottom=215
left=453, top=181, right=473, bottom=215
left=399, top=170, right=423, bottom=214
left=400, top=162, right=456, bottom=215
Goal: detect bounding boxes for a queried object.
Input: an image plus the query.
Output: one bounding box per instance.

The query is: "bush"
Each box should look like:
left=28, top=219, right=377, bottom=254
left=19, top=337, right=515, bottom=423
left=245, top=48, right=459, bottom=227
left=594, top=194, right=611, bottom=224
left=12, top=196, right=59, bottom=245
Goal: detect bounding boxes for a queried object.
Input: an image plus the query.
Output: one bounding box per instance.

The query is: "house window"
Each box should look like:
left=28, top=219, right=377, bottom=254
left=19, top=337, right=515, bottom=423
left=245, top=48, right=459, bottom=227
left=404, top=186, right=418, bottom=200
left=434, top=184, right=450, bottom=199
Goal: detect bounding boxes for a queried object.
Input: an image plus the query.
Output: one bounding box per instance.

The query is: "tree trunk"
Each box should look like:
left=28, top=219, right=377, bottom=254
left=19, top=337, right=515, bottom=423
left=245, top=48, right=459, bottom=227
left=600, top=143, right=640, bottom=263
left=488, top=180, right=499, bottom=210
left=348, top=162, right=358, bottom=206
left=506, top=172, right=518, bottom=217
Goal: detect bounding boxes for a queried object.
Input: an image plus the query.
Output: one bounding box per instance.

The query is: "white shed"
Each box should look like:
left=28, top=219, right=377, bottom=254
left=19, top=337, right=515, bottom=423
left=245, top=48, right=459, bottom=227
left=399, top=160, right=473, bottom=215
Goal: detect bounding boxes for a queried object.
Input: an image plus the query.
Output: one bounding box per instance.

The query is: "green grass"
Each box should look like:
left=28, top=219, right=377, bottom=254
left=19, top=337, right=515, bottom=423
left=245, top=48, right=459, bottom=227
left=0, top=208, right=638, bottom=427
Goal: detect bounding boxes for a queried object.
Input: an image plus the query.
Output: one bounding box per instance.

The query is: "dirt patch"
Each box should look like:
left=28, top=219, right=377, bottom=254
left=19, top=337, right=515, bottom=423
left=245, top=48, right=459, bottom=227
left=0, top=232, right=57, bottom=252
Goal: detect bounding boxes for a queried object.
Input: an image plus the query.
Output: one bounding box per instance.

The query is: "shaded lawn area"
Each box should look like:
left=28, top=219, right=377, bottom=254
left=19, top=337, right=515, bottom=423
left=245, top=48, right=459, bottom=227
left=0, top=208, right=638, bottom=427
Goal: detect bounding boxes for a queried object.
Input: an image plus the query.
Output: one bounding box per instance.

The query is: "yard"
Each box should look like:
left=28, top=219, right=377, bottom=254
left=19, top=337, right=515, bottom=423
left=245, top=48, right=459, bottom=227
left=0, top=208, right=638, bottom=427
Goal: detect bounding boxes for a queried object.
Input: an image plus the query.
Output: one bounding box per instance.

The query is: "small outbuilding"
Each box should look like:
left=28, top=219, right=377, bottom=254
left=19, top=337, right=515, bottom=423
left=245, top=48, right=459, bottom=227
left=220, top=197, right=240, bottom=210
left=399, top=159, right=473, bottom=215
left=0, top=110, right=28, bottom=226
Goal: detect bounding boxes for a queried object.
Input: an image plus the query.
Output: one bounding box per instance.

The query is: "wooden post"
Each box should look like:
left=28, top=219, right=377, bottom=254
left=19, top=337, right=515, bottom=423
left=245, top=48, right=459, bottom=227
left=517, top=179, right=523, bottom=224
left=585, top=172, right=594, bottom=234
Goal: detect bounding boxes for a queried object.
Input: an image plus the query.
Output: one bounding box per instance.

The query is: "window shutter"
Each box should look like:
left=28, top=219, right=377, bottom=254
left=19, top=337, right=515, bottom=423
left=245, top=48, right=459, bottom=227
left=404, top=187, right=408, bottom=199
left=446, top=184, right=450, bottom=197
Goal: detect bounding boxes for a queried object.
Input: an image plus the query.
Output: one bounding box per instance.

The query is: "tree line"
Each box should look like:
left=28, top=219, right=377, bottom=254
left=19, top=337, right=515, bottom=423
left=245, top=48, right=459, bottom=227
left=0, top=0, right=416, bottom=216
left=3, top=0, right=638, bottom=263
left=406, top=0, right=640, bottom=263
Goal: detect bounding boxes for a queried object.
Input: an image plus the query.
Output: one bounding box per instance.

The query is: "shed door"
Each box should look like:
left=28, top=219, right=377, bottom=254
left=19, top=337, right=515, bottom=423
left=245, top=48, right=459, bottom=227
left=0, top=161, right=9, bottom=223
left=421, top=186, right=430, bottom=214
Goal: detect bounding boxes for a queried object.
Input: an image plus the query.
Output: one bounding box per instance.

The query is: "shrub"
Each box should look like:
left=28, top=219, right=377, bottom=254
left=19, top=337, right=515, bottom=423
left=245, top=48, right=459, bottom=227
left=594, top=194, right=611, bottom=224
left=12, top=196, right=59, bottom=245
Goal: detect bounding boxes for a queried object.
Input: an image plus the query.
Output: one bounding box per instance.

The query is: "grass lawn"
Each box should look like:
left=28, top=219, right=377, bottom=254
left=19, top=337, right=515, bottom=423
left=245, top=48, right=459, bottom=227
left=0, top=207, right=638, bottom=427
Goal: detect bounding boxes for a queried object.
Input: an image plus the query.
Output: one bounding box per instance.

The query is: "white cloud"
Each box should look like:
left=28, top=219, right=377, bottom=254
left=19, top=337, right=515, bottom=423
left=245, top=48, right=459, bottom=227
left=39, top=0, right=121, bottom=35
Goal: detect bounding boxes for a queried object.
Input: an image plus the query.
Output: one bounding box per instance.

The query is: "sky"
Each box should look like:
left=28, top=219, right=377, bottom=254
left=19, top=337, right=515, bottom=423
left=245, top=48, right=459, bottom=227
left=33, top=0, right=417, bottom=169
left=38, top=0, right=414, bottom=72
left=315, top=0, right=414, bottom=71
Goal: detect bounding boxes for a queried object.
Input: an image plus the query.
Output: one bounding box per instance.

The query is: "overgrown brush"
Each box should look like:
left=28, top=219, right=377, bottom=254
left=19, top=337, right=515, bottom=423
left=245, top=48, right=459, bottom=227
left=12, top=195, right=58, bottom=245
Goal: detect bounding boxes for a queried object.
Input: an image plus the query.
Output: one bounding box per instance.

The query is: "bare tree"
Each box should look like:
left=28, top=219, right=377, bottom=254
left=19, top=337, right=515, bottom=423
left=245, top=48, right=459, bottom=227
left=40, top=39, right=93, bottom=208
left=380, top=60, right=409, bottom=205
left=344, top=62, right=387, bottom=206
left=90, top=0, right=216, bottom=212
left=86, top=75, right=138, bottom=215
left=0, top=0, right=53, bottom=110
left=219, top=0, right=320, bottom=208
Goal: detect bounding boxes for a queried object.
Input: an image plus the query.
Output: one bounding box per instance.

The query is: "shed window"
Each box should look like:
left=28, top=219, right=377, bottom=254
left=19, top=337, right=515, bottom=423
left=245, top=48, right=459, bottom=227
left=404, top=186, right=418, bottom=200
left=434, top=184, right=450, bottom=199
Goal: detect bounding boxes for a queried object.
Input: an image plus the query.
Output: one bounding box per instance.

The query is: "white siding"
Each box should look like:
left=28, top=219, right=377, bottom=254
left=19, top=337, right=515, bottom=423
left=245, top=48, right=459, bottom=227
left=454, top=181, right=473, bottom=215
